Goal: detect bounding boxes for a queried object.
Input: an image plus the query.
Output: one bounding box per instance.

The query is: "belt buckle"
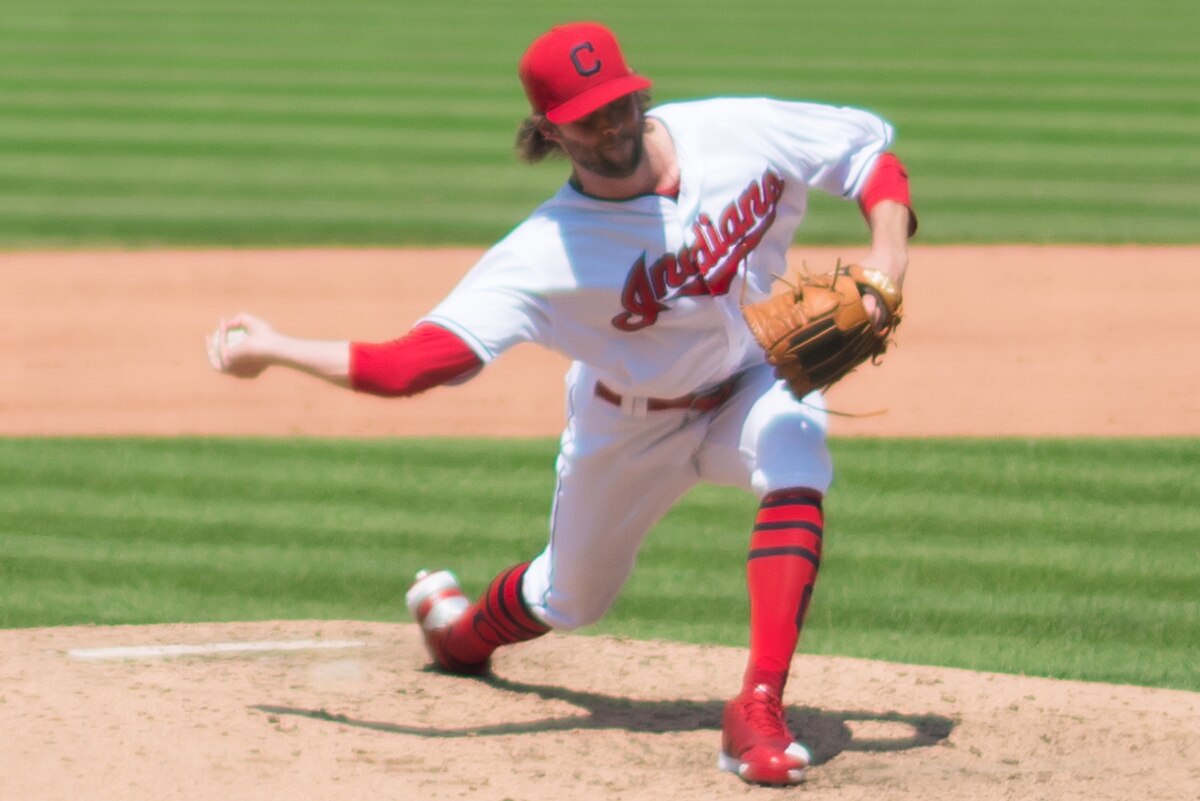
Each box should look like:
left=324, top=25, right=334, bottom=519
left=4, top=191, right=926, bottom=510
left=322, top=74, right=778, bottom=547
left=620, top=394, right=650, bottom=418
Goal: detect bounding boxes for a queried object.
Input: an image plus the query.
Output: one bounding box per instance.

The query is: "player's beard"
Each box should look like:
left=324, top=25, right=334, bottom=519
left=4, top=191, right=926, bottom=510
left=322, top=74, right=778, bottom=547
left=566, top=128, right=646, bottom=180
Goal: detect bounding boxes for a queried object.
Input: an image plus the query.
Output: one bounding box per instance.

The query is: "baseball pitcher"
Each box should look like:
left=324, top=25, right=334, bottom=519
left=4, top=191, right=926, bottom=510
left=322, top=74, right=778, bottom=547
left=207, top=21, right=916, bottom=786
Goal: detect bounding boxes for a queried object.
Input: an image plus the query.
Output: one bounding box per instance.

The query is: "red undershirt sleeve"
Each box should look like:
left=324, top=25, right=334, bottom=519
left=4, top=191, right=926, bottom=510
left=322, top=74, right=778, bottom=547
left=349, top=322, right=484, bottom=397
left=857, top=152, right=919, bottom=237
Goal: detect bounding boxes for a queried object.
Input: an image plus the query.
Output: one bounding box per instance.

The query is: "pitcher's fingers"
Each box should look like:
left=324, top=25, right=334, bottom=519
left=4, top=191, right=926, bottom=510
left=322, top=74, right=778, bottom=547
left=205, top=332, right=224, bottom=371
left=210, top=319, right=234, bottom=369
left=227, top=312, right=255, bottom=331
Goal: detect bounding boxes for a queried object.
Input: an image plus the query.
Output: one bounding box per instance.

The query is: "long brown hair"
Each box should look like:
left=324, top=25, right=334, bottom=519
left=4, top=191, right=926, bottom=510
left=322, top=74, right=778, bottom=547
left=514, top=90, right=653, bottom=164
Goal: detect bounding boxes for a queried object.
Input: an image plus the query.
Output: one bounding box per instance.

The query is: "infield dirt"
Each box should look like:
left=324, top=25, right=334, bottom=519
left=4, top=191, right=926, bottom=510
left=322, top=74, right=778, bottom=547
left=3, top=245, right=1198, bottom=437
left=2, top=246, right=1198, bottom=800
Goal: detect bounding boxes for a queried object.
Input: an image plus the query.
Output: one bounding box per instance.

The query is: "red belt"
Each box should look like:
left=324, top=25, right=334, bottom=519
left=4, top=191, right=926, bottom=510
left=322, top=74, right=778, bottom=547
left=594, top=375, right=739, bottom=414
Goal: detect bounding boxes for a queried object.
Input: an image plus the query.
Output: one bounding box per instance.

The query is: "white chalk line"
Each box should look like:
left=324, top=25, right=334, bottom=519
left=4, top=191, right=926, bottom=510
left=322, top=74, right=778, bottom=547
left=68, top=639, right=369, bottom=660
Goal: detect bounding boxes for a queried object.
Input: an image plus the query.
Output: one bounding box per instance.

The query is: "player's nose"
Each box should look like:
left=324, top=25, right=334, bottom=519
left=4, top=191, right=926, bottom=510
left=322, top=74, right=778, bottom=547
left=600, top=102, right=628, bottom=131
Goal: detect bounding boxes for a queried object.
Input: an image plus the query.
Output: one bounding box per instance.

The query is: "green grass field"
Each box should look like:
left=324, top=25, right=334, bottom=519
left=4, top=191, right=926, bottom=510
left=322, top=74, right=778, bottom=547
left=2, top=437, right=1196, bottom=692
left=2, top=0, right=1197, bottom=247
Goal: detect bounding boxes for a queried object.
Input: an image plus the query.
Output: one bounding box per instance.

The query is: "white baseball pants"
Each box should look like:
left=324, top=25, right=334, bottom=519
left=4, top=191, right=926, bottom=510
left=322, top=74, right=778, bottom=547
left=521, top=361, right=832, bottom=630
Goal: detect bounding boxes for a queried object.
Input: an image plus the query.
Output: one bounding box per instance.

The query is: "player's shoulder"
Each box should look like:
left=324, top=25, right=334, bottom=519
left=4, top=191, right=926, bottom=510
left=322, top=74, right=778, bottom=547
left=470, top=191, right=581, bottom=273
left=652, top=96, right=892, bottom=153
left=652, top=95, right=873, bottom=122
left=649, top=96, right=833, bottom=138
left=647, top=97, right=796, bottom=153
left=649, top=96, right=774, bottom=122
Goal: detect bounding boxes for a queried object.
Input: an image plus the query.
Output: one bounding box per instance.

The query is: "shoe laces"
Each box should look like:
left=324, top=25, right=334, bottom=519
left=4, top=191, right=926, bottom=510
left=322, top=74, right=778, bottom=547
left=742, top=685, right=789, bottom=737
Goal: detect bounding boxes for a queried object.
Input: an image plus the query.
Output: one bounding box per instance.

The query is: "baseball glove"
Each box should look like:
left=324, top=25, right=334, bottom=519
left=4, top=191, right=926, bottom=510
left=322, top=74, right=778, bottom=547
left=741, top=262, right=903, bottom=399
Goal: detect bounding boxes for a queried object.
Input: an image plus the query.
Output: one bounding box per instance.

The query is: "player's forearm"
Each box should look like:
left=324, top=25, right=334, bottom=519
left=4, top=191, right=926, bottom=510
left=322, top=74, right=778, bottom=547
left=258, top=334, right=353, bottom=388
left=856, top=151, right=915, bottom=290
left=865, top=200, right=912, bottom=289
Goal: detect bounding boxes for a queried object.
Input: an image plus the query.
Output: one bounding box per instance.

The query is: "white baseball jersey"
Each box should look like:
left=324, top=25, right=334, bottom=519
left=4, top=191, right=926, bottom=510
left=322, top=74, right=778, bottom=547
left=421, top=96, right=896, bottom=630
left=422, top=97, right=894, bottom=400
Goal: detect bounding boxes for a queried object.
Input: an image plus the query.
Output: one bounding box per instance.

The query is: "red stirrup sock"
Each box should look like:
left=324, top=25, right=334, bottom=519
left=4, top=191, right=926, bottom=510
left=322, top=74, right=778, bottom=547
left=443, top=562, right=550, bottom=666
left=743, top=489, right=824, bottom=696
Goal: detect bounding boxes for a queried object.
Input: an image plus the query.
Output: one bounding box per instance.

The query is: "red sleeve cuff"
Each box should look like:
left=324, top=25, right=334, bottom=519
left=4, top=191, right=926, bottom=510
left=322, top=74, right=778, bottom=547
left=858, top=152, right=918, bottom=236
left=349, top=322, right=483, bottom=397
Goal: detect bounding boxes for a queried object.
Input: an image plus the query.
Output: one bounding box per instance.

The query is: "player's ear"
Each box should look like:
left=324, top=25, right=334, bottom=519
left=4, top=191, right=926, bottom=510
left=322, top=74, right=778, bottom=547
left=538, top=119, right=562, bottom=144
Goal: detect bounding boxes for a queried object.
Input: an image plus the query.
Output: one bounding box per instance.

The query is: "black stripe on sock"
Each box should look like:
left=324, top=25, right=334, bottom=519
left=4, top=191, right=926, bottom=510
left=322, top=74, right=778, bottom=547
left=490, top=566, right=548, bottom=638
left=760, top=494, right=822, bottom=510
left=506, top=565, right=550, bottom=634
left=747, top=546, right=820, bottom=568
left=494, top=594, right=545, bottom=638
left=489, top=570, right=540, bottom=639
left=753, top=520, right=824, bottom=537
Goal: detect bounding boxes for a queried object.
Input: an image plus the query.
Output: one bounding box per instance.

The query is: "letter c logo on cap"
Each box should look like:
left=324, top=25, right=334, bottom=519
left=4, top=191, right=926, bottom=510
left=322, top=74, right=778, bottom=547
left=570, top=42, right=601, bottom=77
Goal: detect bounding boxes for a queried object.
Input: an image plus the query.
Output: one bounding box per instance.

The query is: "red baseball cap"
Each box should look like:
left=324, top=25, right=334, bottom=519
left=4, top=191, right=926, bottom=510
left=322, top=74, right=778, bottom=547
left=518, top=22, right=652, bottom=124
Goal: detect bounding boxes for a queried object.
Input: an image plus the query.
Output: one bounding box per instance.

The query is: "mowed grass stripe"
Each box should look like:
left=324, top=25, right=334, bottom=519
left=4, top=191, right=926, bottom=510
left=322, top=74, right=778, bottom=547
left=908, top=114, right=1198, bottom=143
left=0, top=576, right=357, bottom=626
left=2, top=84, right=1193, bottom=128
left=13, top=209, right=1180, bottom=248
left=0, top=180, right=1139, bottom=229
left=0, top=90, right=519, bottom=120
left=919, top=179, right=1197, bottom=209
left=6, top=121, right=1193, bottom=177
left=0, top=164, right=553, bottom=201
left=831, top=438, right=1198, bottom=501
left=810, top=627, right=1196, bottom=691
left=0, top=197, right=534, bottom=232
left=6, top=100, right=1195, bottom=147
left=0, top=436, right=555, bottom=495
left=0, top=216, right=520, bottom=248
left=661, top=72, right=1194, bottom=109
left=0, top=65, right=519, bottom=95
left=921, top=159, right=1192, bottom=184
left=1, top=3, right=545, bottom=41
left=5, top=42, right=1191, bottom=87
left=727, top=55, right=1196, bottom=81
left=0, top=115, right=512, bottom=148
left=834, top=542, right=1195, bottom=590
left=908, top=198, right=1197, bottom=224
left=0, top=533, right=402, bottom=575
left=2, top=490, right=546, bottom=546
left=0, top=153, right=546, bottom=188
left=878, top=212, right=1194, bottom=244
left=0, top=137, right=526, bottom=172
left=0, top=36, right=519, bottom=69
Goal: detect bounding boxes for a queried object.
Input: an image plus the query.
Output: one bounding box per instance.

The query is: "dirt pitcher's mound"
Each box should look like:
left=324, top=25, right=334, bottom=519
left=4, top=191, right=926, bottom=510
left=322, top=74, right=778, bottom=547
left=2, top=621, right=1196, bottom=801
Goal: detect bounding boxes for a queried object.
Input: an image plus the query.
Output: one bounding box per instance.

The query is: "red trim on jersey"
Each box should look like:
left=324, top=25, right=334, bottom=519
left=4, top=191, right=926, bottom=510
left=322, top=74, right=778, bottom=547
left=349, top=322, right=483, bottom=397
left=858, top=152, right=918, bottom=236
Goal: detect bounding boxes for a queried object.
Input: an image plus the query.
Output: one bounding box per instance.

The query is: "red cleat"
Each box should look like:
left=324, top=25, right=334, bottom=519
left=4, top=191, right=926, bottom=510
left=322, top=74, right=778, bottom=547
left=718, top=684, right=811, bottom=785
left=404, top=569, right=490, bottom=675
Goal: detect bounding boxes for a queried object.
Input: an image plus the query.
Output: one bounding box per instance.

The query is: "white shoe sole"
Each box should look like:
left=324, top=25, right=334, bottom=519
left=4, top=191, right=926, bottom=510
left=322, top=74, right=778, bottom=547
left=717, top=742, right=810, bottom=785
left=405, top=569, right=469, bottom=629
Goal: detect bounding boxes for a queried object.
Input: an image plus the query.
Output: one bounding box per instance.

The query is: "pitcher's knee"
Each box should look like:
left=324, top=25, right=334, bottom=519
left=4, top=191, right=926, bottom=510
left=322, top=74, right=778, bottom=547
left=532, top=591, right=616, bottom=631
left=521, top=550, right=626, bottom=630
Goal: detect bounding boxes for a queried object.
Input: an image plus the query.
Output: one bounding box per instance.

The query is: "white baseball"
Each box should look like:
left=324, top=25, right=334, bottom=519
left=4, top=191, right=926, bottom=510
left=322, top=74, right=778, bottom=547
left=225, top=327, right=247, bottom=347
